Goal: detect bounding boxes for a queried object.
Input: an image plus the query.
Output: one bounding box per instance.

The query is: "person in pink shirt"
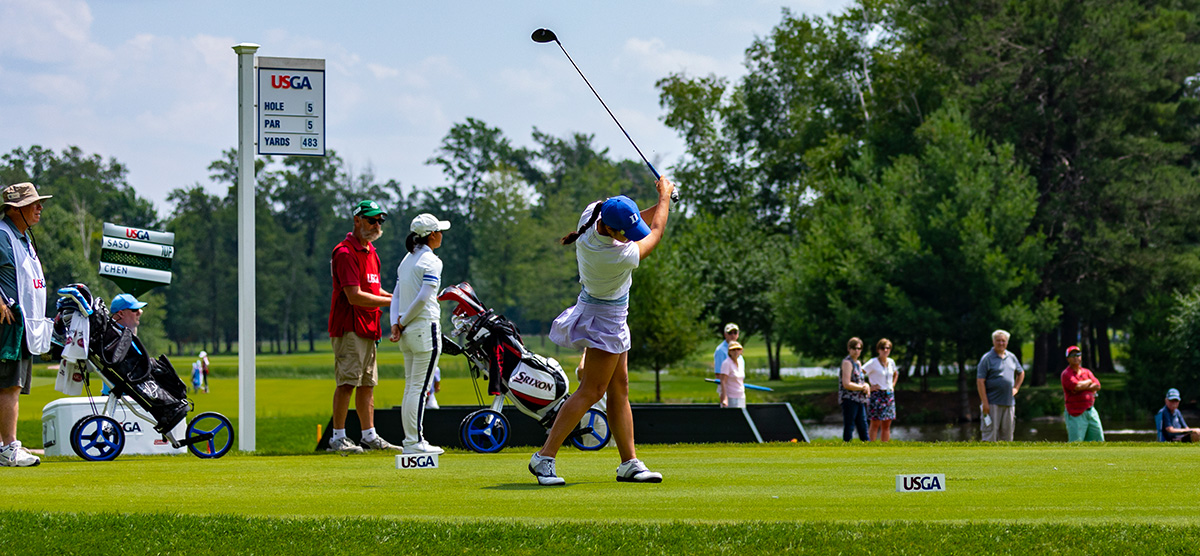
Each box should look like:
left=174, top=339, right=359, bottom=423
left=719, top=342, right=746, bottom=408
left=1060, top=345, right=1103, bottom=442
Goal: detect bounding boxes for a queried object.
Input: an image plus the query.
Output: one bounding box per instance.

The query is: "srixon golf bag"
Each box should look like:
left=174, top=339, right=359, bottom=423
left=52, top=284, right=190, bottom=434
left=439, top=283, right=569, bottom=426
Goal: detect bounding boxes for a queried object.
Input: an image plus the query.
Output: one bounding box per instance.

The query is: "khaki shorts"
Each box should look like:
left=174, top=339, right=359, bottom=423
left=332, top=333, right=378, bottom=387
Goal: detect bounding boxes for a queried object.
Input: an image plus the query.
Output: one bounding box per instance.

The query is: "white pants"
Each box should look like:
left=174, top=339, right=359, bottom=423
left=399, top=319, right=441, bottom=447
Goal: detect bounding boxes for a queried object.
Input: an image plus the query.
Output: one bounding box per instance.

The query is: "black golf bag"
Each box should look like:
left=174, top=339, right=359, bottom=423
left=440, top=283, right=570, bottom=426
left=53, top=284, right=190, bottom=434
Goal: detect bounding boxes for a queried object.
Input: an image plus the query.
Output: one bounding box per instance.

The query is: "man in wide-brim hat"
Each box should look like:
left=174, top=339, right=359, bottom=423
left=0, top=182, right=52, bottom=467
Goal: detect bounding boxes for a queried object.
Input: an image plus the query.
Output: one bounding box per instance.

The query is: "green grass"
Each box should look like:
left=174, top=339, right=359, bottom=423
left=3, top=443, right=1200, bottom=554
left=1, top=513, right=1196, bottom=555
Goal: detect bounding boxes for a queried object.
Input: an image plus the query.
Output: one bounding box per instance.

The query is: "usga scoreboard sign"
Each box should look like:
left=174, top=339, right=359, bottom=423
left=896, top=474, right=946, bottom=492
left=98, top=223, right=174, bottom=297
left=257, top=56, right=325, bottom=156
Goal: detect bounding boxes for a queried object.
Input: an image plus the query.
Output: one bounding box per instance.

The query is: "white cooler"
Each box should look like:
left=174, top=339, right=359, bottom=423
left=42, top=397, right=187, bottom=457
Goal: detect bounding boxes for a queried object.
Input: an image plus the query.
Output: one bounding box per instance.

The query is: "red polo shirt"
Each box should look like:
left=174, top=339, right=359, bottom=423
left=1061, top=366, right=1099, bottom=417
left=328, top=232, right=383, bottom=340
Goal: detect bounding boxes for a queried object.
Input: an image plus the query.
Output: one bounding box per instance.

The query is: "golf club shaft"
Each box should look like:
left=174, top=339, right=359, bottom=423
left=553, top=41, right=659, bottom=180
left=553, top=41, right=679, bottom=203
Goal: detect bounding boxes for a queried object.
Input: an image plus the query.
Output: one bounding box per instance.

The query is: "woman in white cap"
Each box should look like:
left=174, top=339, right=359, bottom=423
left=389, top=213, right=451, bottom=455
left=528, top=176, right=674, bottom=486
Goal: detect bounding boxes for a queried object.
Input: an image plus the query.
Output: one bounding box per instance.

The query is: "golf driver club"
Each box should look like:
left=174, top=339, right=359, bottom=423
left=532, top=28, right=679, bottom=203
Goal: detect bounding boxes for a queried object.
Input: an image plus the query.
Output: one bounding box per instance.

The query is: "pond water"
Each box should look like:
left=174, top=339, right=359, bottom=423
left=803, top=420, right=1157, bottom=442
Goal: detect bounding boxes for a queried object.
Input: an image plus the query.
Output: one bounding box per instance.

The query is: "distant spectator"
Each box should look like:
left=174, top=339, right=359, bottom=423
left=1156, top=388, right=1200, bottom=443
left=713, top=323, right=739, bottom=394
left=862, top=338, right=898, bottom=442
left=976, top=329, right=1024, bottom=442
left=191, top=359, right=202, bottom=394
left=425, top=366, right=441, bottom=409
left=838, top=337, right=870, bottom=442
left=1060, top=345, right=1103, bottom=442
left=198, top=350, right=210, bottom=393
left=718, top=341, right=746, bottom=409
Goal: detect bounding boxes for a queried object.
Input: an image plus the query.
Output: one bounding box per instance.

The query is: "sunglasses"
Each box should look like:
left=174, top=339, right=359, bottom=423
left=850, top=346, right=862, bottom=350
left=363, top=216, right=385, bottom=225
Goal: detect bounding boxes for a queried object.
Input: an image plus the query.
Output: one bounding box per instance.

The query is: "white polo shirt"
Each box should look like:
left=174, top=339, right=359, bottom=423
left=390, top=245, right=442, bottom=325
left=575, top=200, right=640, bottom=301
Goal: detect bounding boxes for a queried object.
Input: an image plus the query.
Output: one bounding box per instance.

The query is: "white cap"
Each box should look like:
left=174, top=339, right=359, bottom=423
left=199, top=351, right=207, bottom=358
left=411, top=213, right=451, bottom=237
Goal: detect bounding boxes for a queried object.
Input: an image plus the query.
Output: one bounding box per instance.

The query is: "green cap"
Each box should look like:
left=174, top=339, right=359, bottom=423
left=353, top=200, right=386, bottom=218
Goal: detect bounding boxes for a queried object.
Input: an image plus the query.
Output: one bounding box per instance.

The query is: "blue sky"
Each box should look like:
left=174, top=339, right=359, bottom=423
left=0, top=0, right=851, bottom=215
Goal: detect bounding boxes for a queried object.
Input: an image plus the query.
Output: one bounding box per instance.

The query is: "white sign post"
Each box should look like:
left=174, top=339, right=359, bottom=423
left=257, top=57, right=325, bottom=156
left=233, top=42, right=259, bottom=452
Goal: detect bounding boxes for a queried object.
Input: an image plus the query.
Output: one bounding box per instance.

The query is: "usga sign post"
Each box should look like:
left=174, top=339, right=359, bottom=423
left=896, top=474, right=946, bottom=492
left=233, top=43, right=328, bottom=452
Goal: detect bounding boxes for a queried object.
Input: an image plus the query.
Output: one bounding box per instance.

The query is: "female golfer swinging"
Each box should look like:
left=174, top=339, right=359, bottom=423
left=389, top=213, right=451, bottom=455
left=528, top=176, right=674, bottom=485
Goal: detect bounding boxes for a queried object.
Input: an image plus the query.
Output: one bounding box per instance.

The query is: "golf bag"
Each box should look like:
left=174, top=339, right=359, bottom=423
left=52, top=283, right=190, bottom=434
left=439, top=282, right=569, bottom=426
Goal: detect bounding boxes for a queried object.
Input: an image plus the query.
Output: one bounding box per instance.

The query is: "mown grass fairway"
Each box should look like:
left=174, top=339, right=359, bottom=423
left=15, top=443, right=1200, bottom=522
left=4, top=443, right=1200, bottom=554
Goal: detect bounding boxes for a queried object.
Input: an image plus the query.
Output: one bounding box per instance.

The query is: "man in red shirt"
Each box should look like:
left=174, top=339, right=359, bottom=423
left=1061, top=345, right=1104, bottom=442
left=327, top=200, right=397, bottom=453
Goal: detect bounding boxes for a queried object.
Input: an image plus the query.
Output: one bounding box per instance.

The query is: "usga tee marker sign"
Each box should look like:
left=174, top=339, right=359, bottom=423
left=396, top=454, right=439, bottom=470
left=896, top=474, right=946, bottom=492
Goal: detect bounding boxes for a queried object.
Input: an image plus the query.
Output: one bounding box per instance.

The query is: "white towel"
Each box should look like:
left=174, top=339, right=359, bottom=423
left=61, top=311, right=90, bottom=363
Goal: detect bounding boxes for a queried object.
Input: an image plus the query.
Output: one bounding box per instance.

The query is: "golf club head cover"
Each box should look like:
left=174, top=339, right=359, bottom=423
left=56, top=285, right=94, bottom=316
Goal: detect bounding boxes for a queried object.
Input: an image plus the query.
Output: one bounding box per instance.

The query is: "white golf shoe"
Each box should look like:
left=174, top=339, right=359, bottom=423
left=616, top=458, right=662, bottom=483
left=402, top=441, right=444, bottom=455
left=528, top=453, right=566, bottom=486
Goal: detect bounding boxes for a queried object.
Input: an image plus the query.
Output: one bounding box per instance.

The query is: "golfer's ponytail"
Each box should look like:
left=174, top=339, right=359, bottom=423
left=561, top=200, right=604, bottom=245
left=406, top=232, right=431, bottom=253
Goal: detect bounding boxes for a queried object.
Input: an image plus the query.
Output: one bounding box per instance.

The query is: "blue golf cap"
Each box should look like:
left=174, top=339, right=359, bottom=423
left=600, top=196, right=651, bottom=242
left=1167, top=388, right=1181, bottom=401
left=110, top=293, right=147, bottom=313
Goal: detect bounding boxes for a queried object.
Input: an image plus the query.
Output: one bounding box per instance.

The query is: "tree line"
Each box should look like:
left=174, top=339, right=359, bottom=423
left=2, top=0, right=1197, bottom=414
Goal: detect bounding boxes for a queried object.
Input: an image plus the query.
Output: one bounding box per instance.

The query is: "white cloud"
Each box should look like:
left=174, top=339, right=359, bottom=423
left=0, top=0, right=93, bottom=63
left=620, top=37, right=742, bottom=80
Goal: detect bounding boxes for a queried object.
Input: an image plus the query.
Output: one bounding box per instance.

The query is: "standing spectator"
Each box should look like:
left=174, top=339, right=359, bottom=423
left=1060, top=345, right=1103, bottom=442
left=424, top=367, right=442, bottom=409
left=718, top=341, right=746, bottom=408
left=862, top=338, right=898, bottom=442
left=110, top=293, right=146, bottom=334
left=713, top=323, right=739, bottom=393
left=198, top=350, right=210, bottom=393
left=0, top=182, right=53, bottom=468
left=191, top=359, right=202, bottom=394
left=529, top=178, right=674, bottom=486
left=327, top=200, right=397, bottom=453
left=976, top=329, right=1024, bottom=442
left=1156, top=388, right=1200, bottom=443
left=838, top=337, right=871, bottom=442
left=389, top=213, right=451, bottom=455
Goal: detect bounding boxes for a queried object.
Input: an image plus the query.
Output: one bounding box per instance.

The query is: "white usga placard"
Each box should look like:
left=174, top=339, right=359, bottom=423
left=396, top=454, right=439, bottom=470
left=896, top=474, right=946, bottom=492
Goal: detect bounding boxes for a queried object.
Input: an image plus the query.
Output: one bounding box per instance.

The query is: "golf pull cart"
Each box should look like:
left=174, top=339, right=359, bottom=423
left=438, top=282, right=610, bottom=453
left=52, top=284, right=234, bottom=461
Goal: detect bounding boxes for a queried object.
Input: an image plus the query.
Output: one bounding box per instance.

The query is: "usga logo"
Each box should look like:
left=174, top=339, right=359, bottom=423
left=125, top=228, right=151, bottom=240
left=396, top=454, right=439, bottom=470
left=270, top=75, right=313, bottom=90
left=896, top=474, right=946, bottom=492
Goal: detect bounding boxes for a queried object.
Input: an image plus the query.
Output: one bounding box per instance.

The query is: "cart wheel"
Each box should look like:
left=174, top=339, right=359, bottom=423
left=459, top=409, right=509, bottom=453
left=187, top=412, right=234, bottom=459
left=70, top=415, right=125, bottom=462
left=570, top=408, right=611, bottom=451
